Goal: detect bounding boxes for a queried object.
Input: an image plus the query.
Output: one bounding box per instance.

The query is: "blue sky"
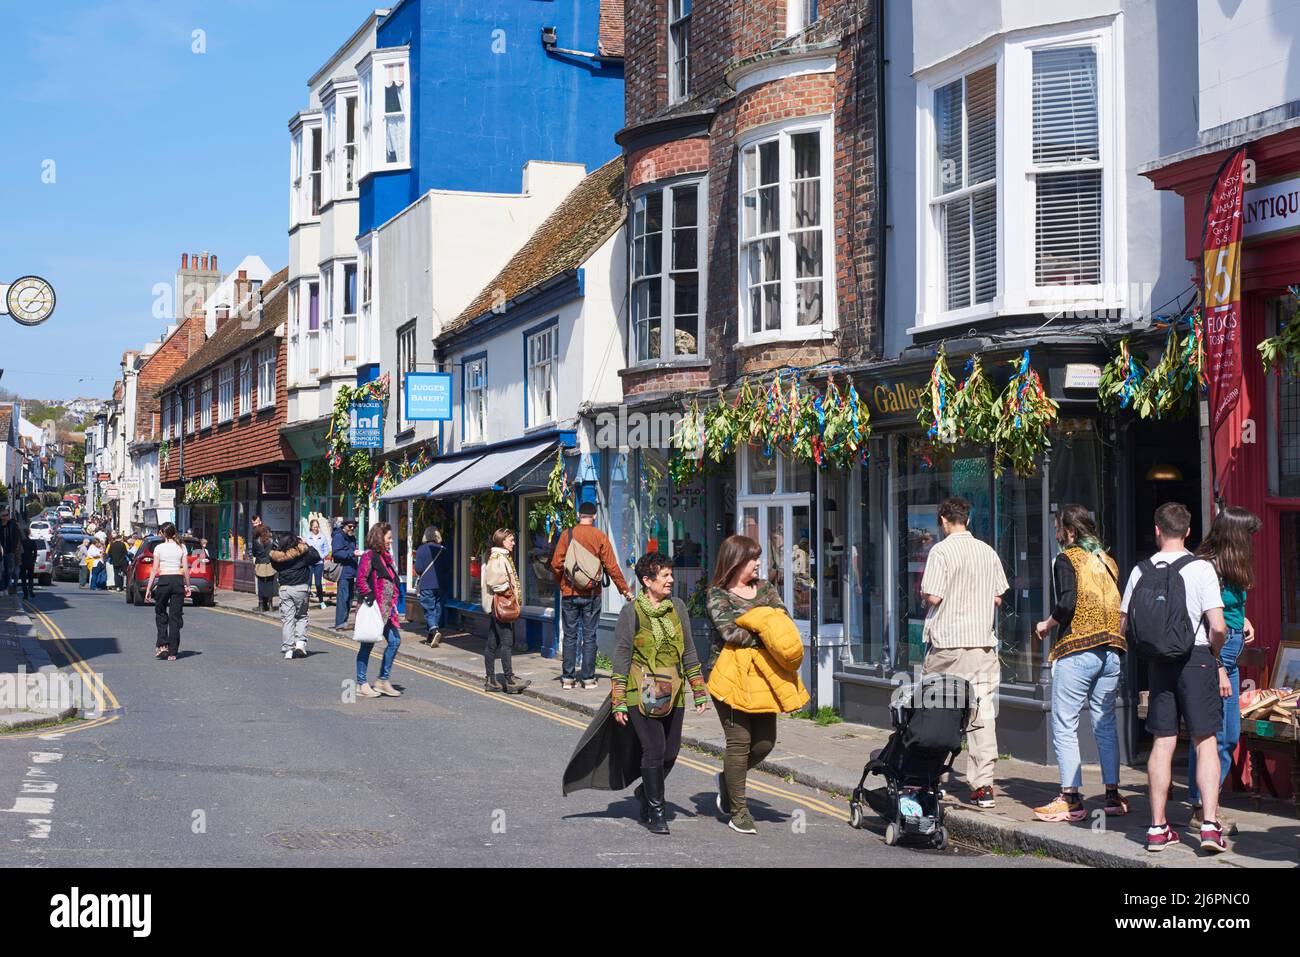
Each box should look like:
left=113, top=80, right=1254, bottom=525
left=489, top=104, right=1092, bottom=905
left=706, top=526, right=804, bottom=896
left=0, top=1, right=378, bottom=402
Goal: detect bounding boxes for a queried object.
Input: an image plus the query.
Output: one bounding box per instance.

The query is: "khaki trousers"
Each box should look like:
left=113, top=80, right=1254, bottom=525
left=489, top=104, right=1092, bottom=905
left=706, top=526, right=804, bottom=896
left=923, top=645, right=1000, bottom=790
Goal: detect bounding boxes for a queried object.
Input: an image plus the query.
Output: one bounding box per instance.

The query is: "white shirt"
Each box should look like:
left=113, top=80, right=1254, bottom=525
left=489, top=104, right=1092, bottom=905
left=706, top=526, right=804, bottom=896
left=153, top=541, right=187, bottom=576
left=1119, top=550, right=1223, bottom=647
left=919, top=530, right=1010, bottom=649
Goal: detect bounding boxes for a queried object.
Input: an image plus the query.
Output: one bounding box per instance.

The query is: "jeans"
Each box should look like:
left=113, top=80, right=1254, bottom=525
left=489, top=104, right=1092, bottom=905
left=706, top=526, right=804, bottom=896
left=356, top=622, right=400, bottom=684
left=1050, top=647, right=1122, bottom=790
left=310, top=562, right=324, bottom=602
left=3, top=553, right=16, bottom=592
left=153, top=575, right=185, bottom=653
left=20, top=564, right=34, bottom=599
left=485, top=615, right=514, bottom=680
left=335, top=574, right=356, bottom=628
left=561, top=594, right=601, bottom=680
left=1188, top=628, right=1244, bottom=805
left=279, top=584, right=311, bottom=651
left=418, top=587, right=443, bottom=632
left=90, top=563, right=107, bottom=590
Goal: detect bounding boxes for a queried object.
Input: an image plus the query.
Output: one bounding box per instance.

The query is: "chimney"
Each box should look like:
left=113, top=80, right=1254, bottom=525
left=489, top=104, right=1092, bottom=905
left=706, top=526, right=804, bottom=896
left=211, top=254, right=217, bottom=272
left=201, top=252, right=209, bottom=270
left=181, top=253, right=189, bottom=270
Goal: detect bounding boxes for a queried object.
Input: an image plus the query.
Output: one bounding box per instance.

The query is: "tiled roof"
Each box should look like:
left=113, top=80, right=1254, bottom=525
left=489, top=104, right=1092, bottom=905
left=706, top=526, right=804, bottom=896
left=445, top=157, right=625, bottom=336
left=598, top=0, right=624, bottom=58
left=159, top=267, right=289, bottom=395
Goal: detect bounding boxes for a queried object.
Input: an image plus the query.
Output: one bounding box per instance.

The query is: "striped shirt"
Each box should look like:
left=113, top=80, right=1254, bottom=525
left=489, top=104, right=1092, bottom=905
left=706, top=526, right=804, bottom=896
left=919, top=530, right=1009, bottom=649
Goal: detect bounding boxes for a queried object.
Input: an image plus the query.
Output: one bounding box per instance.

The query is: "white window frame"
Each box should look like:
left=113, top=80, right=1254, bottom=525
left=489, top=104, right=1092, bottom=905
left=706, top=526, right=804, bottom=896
left=397, top=320, right=417, bottom=429
left=257, top=345, right=276, bottom=409
left=161, top=400, right=171, bottom=440
left=321, top=269, right=334, bottom=374
left=218, top=364, right=234, bottom=423
left=239, top=356, right=253, bottom=416
left=172, top=393, right=183, bottom=438
left=342, top=94, right=359, bottom=195
left=463, top=356, right=487, bottom=445
left=307, top=280, right=321, bottom=377
left=199, top=376, right=213, bottom=429
left=342, top=261, right=358, bottom=365
left=737, top=117, right=836, bottom=343
left=323, top=101, right=335, bottom=209
left=525, top=324, right=559, bottom=429
left=786, top=0, right=820, bottom=35
left=668, top=0, right=691, bottom=104
left=913, top=17, right=1126, bottom=332
left=308, top=125, right=323, bottom=218
left=185, top=385, right=196, bottom=434
left=630, top=176, right=707, bottom=364
left=290, top=128, right=303, bottom=224
left=358, top=48, right=411, bottom=176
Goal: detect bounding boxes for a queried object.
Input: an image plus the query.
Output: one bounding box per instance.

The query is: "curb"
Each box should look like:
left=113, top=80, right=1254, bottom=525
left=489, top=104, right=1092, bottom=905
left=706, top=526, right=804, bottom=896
left=0, top=705, right=79, bottom=733
left=212, top=603, right=1152, bottom=866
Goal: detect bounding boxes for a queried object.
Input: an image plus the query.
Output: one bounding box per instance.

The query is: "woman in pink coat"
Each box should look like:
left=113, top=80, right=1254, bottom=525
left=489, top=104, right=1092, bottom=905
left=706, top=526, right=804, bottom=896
left=355, top=522, right=404, bottom=699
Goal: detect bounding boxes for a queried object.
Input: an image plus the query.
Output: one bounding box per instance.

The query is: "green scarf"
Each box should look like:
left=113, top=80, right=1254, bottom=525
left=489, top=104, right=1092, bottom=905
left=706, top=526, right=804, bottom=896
left=634, top=591, right=677, bottom=671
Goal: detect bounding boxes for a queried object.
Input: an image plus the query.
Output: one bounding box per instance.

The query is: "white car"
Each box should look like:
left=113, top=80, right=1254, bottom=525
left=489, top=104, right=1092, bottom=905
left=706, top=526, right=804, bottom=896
left=56, top=506, right=73, bottom=522
left=28, top=520, right=53, bottom=542
left=33, top=546, right=52, bottom=586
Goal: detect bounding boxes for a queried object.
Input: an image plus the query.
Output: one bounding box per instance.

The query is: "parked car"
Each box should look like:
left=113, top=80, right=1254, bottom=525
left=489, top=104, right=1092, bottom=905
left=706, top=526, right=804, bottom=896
left=28, top=520, right=53, bottom=542
left=34, top=545, right=52, bottom=586
left=56, top=506, right=73, bottom=522
left=51, top=534, right=86, bottom=582
left=126, top=536, right=215, bottom=607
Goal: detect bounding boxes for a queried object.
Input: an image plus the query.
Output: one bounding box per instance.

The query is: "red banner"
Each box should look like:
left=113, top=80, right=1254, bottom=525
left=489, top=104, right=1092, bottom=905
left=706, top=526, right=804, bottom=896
left=1201, top=147, right=1247, bottom=488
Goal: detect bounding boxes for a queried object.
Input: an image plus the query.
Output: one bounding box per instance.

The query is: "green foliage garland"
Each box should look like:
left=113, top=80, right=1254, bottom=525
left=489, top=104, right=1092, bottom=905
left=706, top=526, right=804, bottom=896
left=1259, top=286, right=1300, bottom=376
left=470, top=491, right=513, bottom=559
left=526, top=447, right=578, bottom=536
left=951, top=356, right=999, bottom=447
left=184, top=476, right=221, bottom=504
left=302, top=458, right=332, bottom=498
left=992, top=352, right=1059, bottom=477
left=917, top=347, right=957, bottom=444
left=325, top=374, right=391, bottom=502
left=1097, top=338, right=1150, bottom=415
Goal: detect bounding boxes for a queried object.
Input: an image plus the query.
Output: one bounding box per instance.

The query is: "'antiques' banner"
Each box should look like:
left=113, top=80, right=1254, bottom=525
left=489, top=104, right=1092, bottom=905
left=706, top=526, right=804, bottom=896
left=1201, top=146, right=1247, bottom=491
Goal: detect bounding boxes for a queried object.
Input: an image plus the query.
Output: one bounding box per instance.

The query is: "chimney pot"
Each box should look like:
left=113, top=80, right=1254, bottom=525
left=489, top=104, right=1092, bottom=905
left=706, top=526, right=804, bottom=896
left=238, top=269, right=247, bottom=280
left=211, top=255, right=217, bottom=271
left=181, top=253, right=189, bottom=269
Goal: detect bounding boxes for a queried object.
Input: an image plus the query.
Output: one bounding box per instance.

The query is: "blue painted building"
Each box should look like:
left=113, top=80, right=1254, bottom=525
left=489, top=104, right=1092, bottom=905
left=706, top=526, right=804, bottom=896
left=358, top=0, right=626, bottom=239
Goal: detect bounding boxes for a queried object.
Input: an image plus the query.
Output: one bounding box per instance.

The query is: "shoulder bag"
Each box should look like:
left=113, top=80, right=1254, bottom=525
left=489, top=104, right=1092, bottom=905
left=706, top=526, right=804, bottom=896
left=353, top=560, right=388, bottom=643
left=323, top=559, right=343, bottom=583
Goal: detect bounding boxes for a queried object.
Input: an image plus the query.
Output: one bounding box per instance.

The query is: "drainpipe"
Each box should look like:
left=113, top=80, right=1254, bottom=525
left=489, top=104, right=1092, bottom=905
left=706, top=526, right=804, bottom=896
left=873, top=0, right=888, bottom=357
left=807, top=460, right=820, bottom=716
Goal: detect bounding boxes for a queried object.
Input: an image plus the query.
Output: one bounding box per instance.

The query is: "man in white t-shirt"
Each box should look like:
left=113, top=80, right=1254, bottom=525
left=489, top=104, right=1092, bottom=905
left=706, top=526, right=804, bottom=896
left=1119, top=502, right=1229, bottom=854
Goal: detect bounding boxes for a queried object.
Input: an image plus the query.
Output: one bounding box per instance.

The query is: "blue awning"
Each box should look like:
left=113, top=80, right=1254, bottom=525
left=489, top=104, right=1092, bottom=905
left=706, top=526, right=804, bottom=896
left=377, top=456, right=482, bottom=503
left=426, top=439, right=557, bottom=498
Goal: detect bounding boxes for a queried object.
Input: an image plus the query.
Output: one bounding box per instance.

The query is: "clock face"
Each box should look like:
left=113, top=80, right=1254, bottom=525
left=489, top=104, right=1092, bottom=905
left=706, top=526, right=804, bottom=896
left=7, top=275, right=56, bottom=326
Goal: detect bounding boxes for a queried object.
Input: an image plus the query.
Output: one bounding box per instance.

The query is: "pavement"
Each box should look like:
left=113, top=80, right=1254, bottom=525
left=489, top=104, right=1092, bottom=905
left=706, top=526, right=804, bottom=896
left=210, top=586, right=1300, bottom=869
left=0, top=592, right=77, bottom=732
left=0, top=581, right=1067, bottom=868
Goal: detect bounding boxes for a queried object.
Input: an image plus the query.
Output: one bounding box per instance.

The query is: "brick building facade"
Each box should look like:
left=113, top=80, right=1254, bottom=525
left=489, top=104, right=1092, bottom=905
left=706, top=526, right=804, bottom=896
left=158, top=268, right=297, bottom=592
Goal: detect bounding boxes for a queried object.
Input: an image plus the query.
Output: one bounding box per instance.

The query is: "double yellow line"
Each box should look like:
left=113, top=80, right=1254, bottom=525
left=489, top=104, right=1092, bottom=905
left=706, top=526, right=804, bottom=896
left=9, top=601, right=123, bottom=739
left=211, top=605, right=848, bottom=821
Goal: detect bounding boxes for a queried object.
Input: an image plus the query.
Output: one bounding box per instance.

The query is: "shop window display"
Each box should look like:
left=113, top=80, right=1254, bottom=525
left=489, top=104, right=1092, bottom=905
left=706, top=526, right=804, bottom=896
left=521, top=493, right=559, bottom=608
left=639, top=448, right=708, bottom=609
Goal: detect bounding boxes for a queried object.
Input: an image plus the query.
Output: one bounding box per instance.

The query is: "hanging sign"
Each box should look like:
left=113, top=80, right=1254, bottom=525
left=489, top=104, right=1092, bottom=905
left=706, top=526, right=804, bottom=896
left=349, top=401, right=384, bottom=449
left=1201, top=146, right=1247, bottom=491
left=403, top=372, right=452, bottom=421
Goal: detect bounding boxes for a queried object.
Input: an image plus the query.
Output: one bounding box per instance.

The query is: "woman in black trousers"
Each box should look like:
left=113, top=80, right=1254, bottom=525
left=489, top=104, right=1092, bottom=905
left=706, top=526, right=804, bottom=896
left=145, top=523, right=191, bottom=661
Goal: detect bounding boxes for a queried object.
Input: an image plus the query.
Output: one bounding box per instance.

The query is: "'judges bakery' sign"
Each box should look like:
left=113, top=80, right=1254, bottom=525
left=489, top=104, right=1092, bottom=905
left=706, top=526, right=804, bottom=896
left=1243, top=175, right=1300, bottom=240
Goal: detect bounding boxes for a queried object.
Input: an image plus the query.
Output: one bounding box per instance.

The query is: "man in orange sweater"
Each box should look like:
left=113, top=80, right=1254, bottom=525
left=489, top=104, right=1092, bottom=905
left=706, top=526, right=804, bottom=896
left=551, top=502, right=633, bottom=690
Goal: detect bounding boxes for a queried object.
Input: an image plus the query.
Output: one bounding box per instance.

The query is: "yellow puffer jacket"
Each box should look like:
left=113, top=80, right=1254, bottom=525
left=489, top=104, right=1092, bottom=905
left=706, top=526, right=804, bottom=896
left=706, top=606, right=810, bottom=714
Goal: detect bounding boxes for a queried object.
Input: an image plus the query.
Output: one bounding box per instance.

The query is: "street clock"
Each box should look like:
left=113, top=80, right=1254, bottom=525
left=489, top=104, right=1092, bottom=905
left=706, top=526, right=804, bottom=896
left=1, top=275, right=56, bottom=326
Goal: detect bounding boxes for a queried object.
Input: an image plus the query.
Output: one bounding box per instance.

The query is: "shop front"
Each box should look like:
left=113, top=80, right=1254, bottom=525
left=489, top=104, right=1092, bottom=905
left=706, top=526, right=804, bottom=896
left=175, top=467, right=298, bottom=593
left=1148, top=125, right=1300, bottom=796
left=836, top=343, right=1137, bottom=764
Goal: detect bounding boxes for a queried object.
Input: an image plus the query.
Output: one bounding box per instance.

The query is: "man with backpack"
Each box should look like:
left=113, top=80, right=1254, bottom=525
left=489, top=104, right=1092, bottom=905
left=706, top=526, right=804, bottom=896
left=1120, top=502, right=1230, bottom=854
left=550, top=502, right=633, bottom=690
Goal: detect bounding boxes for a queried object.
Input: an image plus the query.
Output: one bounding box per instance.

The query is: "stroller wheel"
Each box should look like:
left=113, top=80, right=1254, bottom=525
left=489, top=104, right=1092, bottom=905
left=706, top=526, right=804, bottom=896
left=848, top=803, right=865, bottom=830
left=934, top=827, right=949, bottom=851
left=884, top=823, right=898, bottom=846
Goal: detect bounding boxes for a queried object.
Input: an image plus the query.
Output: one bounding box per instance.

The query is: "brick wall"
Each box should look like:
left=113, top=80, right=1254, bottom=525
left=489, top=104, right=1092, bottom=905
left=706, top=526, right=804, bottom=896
left=135, top=314, right=207, bottom=443
left=160, top=336, right=294, bottom=484
left=621, top=364, right=712, bottom=399
left=621, top=0, right=881, bottom=401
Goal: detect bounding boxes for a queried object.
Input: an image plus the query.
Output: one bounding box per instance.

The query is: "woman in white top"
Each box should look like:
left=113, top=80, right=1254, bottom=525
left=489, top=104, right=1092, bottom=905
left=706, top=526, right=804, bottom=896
left=86, top=540, right=106, bottom=591
left=305, top=518, right=331, bottom=610
left=145, top=523, right=191, bottom=661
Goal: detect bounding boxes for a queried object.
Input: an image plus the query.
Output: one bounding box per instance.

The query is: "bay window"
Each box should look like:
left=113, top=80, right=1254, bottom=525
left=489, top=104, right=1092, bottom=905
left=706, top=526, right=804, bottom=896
left=358, top=49, right=408, bottom=175
left=917, top=21, right=1121, bottom=328
left=631, top=179, right=704, bottom=362
left=383, top=63, right=407, bottom=165
left=739, top=120, right=834, bottom=339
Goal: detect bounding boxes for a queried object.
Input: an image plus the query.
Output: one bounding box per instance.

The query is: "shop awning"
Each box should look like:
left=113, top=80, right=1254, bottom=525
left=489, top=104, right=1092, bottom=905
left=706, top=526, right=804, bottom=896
left=425, top=439, right=557, bottom=498
left=377, top=456, right=483, bottom=503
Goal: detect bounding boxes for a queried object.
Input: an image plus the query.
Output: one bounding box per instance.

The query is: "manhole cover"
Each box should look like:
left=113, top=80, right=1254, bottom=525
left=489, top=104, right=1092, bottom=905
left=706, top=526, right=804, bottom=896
left=268, top=829, right=405, bottom=850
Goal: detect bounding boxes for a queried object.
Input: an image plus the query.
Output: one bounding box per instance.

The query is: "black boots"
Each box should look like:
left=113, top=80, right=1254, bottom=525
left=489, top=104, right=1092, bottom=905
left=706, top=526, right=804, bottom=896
left=634, top=784, right=650, bottom=823
left=640, top=765, right=669, bottom=835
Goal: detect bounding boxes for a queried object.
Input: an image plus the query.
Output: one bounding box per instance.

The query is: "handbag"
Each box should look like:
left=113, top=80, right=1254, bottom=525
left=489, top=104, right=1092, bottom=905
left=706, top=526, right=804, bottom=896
left=632, top=660, right=681, bottom=718
left=493, top=589, right=521, bottom=623
left=354, top=598, right=385, bottom=643
left=255, top=562, right=276, bottom=578
left=323, top=559, right=342, bottom=583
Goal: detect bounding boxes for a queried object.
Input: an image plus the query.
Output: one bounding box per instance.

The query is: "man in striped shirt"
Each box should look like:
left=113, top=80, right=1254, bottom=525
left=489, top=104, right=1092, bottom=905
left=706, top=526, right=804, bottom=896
left=920, top=496, right=1009, bottom=808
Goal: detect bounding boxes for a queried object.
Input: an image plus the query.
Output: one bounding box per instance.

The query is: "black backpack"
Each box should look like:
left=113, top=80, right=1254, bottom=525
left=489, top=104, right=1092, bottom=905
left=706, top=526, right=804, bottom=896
left=1126, top=555, right=1200, bottom=663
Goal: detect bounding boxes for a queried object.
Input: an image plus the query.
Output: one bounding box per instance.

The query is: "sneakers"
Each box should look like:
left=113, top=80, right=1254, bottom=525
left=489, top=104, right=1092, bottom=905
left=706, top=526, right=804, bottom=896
left=970, top=786, right=996, bottom=809
left=1033, top=793, right=1086, bottom=823
left=1146, top=823, right=1181, bottom=852
left=373, top=678, right=403, bottom=697
left=561, top=678, right=576, bottom=690
left=293, top=641, right=307, bottom=659
left=318, top=600, right=326, bottom=610
left=429, top=630, right=442, bottom=648
left=356, top=682, right=381, bottom=699
left=503, top=675, right=531, bottom=695
left=728, top=809, right=758, bottom=834
left=1190, top=805, right=1238, bottom=835
left=1199, top=821, right=1228, bottom=854
left=283, top=648, right=294, bottom=660
left=716, top=772, right=731, bottom=816
left=582, top=678, right=599, bottom=690
left=1103, top=790, right=1129, bottom=817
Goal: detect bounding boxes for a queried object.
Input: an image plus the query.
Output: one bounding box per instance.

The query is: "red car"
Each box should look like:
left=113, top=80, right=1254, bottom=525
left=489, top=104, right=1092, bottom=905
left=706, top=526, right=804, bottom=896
left=127, top=536, right=216, bottom=607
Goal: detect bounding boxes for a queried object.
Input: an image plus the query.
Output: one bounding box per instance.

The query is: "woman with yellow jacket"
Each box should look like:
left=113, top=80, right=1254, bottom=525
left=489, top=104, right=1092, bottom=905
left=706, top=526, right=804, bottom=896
left=707, top=534, right=809, bottom=834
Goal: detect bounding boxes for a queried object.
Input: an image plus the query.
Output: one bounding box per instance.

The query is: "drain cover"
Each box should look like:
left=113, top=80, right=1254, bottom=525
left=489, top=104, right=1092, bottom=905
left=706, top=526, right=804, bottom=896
left=268, top=829, right=405, bottom=850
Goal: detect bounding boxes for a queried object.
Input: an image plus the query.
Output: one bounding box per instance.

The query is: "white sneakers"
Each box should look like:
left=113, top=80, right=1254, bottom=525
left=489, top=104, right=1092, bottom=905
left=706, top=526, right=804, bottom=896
left=293, top=641, right=307, bottom=658
left=561, top=678, right=576, bottom=690
left=283, top=648, right=294, bottom=660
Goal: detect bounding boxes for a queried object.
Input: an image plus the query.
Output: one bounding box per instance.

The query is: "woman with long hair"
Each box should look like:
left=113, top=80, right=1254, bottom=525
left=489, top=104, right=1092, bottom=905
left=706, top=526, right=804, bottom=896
left=144, top=522, right=191, bottom=661
left=706, top=534, right=796, bottom=835
left=355, top=522, right=404, bottom=698
left=251, top=517, right=277, bottom=612
left=481, top=528, right=529, bottom=694
left=304, top=517, right=331, bottom=609
left=1187, top=505, right=1261, bottom=835
left=1032, top=504, right=1128, bottom=822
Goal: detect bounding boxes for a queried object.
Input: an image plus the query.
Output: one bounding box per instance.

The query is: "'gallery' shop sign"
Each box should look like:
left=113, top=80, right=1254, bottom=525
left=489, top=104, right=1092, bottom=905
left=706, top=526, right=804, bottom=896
left=1243, top=174, right=1300, bottom=240
left=871, top=381, right=926, bottom=420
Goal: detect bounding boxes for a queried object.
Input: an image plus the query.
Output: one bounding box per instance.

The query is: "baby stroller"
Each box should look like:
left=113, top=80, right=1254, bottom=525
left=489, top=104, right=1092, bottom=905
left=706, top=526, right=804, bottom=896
left=847, top=672, right=976, bottom=849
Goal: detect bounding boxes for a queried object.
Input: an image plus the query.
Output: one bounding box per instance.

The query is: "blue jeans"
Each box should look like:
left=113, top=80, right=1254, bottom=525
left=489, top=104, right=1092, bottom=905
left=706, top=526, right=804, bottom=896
left=418, top=587, right=443, bottom=631
left=1050, top=647, right=1122, bottom=790
left=561, top=594, right=602, bottom=681
left=335, top=574, right=355, bottom=628
left=1188, top=628, right=1243, bottom=805
left=310, top=562, right=324, bottom=601
left=90, top=563, right=107, bottom=590
left=357, top=622, right=401, bottom=684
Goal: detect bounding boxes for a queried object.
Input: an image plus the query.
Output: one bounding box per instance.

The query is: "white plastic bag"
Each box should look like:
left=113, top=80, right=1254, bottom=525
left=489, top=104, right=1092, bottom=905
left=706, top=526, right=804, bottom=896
left=354, top=598, right=385, bottom=643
